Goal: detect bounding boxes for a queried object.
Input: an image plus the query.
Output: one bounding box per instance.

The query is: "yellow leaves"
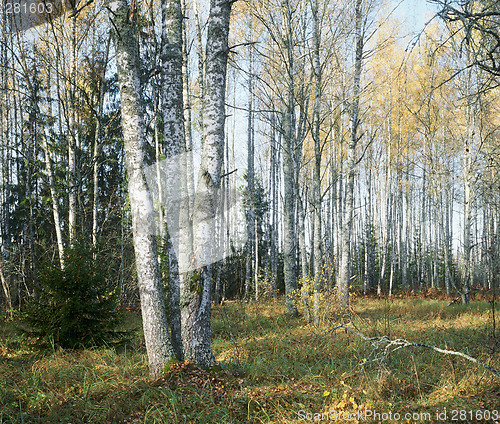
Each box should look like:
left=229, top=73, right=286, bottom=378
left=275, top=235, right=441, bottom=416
left=331, top=395, right=362, bottom=412
left=336, top=400, right=346, bottom=410
left=323, top=390, right=331, bottom=397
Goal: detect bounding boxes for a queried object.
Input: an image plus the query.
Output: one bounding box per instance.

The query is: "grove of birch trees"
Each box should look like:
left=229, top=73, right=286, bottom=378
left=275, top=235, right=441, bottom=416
left=0, top=0, right=499, bottom=375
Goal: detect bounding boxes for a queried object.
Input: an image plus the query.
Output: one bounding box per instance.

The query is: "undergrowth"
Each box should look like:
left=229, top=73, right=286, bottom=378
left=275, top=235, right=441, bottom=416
left=0, top=296, right=499, bottom=423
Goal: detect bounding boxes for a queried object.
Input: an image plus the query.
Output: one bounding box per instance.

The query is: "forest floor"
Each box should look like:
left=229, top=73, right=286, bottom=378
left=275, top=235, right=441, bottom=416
left=0, top=294, right=499, bottom=423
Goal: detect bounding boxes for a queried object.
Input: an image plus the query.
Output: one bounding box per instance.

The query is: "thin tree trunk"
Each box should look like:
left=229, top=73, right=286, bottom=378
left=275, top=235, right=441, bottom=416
left=42, top=72, right=65, bottom=270
left=338, top=0, right=363, bottom=310
left=245, top=40, right=255, bottom=300
left=311, top=0, right=323, bottom=323
left=68, top=16, right=77, bottom=246
left=92, top=34, right=111, bottom=251
left=282, top=0, right=298, bottom=315
left=283, top=104, right=298, bottom=314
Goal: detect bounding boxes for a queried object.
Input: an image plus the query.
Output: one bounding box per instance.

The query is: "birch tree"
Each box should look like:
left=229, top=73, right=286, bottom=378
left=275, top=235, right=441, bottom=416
left=337, top=0, right=364, bottom=310
left=160, top=0, right=187, bottom=361
left=310, top=0, right=323, bottom=323
left=107, top=0, right=174, bottom=379
left=184, top=0, right=232, bottom=366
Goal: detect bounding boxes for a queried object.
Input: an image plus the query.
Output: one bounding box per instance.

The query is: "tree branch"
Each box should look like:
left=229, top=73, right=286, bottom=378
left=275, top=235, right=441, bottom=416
left=325, top=325, right=500, bottom=378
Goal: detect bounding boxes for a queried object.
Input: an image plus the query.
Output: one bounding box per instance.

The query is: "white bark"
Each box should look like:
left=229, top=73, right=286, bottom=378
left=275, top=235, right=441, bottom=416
left=161, top=0, right=189, bottom=361
left=282, top=0, right=298, bottom=315
left=42, top=65, right=65, bottom=270
left=92, top=35, right=111, bottom=251
left=107, top=0, right=174, bottom=379
left=186, top=0, right=231, bottom=367
left=245, top=39, right=255, bottom=300
left=338, top=0, right=363, bottom=310
left=311, top=0, right=323, bottom=323
left=283, top=104, right=298, bottom=314
left=68, top=16, right=77, bottom=246
left=42, top=129, right=65, bottom=270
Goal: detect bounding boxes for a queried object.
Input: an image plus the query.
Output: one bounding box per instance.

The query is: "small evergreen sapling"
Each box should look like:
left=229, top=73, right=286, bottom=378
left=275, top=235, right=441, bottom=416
left=25, top=245, right=123, bottom=349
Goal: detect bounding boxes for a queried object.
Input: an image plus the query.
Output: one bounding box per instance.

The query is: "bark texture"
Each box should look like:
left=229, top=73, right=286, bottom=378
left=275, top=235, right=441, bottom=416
left=108, top=0, right=174, bottom=379
left=184, top=0, right=232, bottom=367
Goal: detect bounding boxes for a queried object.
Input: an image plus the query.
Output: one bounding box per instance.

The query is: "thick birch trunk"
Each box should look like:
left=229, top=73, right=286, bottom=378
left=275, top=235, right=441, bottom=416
left=184, top=0, right=231, bottom=367
left=161, top=0, right=189, bottom=361
left=108, top=0, right=174, bottom=379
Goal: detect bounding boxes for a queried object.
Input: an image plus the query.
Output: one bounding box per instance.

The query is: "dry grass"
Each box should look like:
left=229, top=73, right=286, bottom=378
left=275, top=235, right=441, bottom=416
left=0, top=295, right=499, bottom=423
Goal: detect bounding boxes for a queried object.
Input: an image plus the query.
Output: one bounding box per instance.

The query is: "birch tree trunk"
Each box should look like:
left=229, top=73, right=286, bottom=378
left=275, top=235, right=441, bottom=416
left=311, top=0, right=323, bottom=323
left=283, top=104, right=298, bottom=314
left=282, top=0, right=298, bottom=315
left=68, top=16, right=77, bottom=246
left=269, top=110, right=279, bottom=296
left=107, top=0, right=174, bottom=379
left=184, top=0, right=231, bottom=367
left=461, top=64, right=477, bottom=304
left=462, top=128, right=473, bottom=304
left=0, top=32, right=12, bottom=312
left=92, top=35, right=111, bottom=251
left=161, top=0, right=189, bottom=361
left=338, top=0, right=363, bottom=310
left=42, top=119, right=65, bottom=270
left=245, top=41, right=255, bottom=300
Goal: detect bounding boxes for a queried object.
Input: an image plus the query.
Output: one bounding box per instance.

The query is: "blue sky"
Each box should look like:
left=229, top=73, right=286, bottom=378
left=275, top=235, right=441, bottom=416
left=391, top=0, right=438, bottom=34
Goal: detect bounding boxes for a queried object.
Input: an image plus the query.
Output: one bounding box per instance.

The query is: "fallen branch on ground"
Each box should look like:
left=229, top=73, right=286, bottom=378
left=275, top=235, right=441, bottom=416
left=326, top=325, right=500, bottom=378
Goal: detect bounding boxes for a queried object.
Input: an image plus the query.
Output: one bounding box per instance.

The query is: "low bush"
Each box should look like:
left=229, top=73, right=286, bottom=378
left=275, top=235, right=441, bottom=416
left=24, top=245, right=123, bottom=349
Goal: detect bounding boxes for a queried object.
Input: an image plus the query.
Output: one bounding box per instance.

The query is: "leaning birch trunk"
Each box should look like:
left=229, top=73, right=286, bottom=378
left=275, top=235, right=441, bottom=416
left=184, top=0, right=231, bottom=367
left=337, top=0, right=363, bottom=310
left=107, top=0, right=174, bottom=379
left=43, top=67, right=65, bottom=270
left=42, top=129, right=65, bottom=270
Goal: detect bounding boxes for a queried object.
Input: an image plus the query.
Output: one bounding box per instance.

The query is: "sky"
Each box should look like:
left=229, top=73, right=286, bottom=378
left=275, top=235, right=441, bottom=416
left=391, top=0, right=439, bottom=35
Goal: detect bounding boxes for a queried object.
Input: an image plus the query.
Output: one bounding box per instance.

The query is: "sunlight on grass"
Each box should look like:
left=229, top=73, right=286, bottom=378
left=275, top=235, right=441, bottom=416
left=0, top=297, right=499, bottom=423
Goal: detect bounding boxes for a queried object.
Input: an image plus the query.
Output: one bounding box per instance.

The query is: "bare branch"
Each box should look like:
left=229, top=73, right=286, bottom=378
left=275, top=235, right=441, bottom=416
left=325, top=325, right=500, bottom=378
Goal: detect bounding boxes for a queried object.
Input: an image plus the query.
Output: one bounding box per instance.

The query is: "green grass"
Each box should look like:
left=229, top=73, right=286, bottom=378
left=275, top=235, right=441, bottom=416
left=1, top=296, right=499, bottom=423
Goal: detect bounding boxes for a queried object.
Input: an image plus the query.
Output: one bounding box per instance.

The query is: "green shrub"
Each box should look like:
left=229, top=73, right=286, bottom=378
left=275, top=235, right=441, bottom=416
left=25, top=245, right=123, bottom=349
